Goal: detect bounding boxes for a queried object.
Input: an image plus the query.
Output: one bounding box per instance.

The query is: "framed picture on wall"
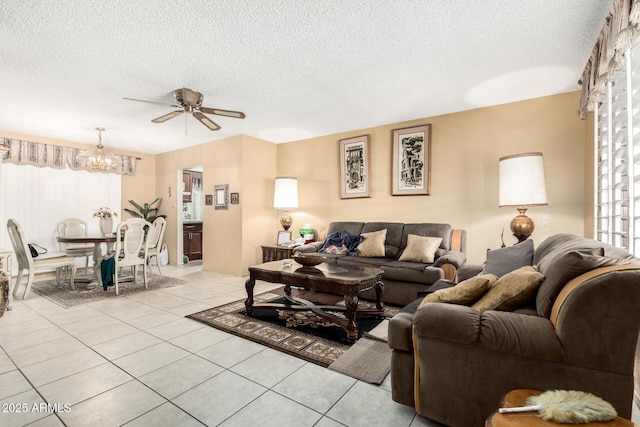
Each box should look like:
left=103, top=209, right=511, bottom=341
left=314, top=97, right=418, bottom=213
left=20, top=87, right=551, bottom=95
left=339, top=134, right=371, bottom=199
left=214, top=184, right=228, bottom=210
left=205, top=194, right=213, bottom=205
left=391, top=124, right=431, bottom=196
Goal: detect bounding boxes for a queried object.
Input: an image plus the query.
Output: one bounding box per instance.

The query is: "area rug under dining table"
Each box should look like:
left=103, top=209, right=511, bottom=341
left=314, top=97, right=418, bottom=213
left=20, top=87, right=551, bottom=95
left=30, top=274, right=187, bottom=308
left=187, top=289, right=399, bottom=384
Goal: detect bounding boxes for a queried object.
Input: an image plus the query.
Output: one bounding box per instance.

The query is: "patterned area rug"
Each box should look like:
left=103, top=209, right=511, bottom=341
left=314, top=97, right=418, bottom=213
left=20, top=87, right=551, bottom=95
left=30, top=274, right=187, bottom=308
left=187, top=291, right=399, bottom=383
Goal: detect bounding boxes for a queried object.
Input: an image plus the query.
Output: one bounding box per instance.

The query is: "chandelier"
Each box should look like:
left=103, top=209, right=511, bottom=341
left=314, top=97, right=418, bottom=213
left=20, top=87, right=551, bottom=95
left=77, top=127, right=122, bottom=171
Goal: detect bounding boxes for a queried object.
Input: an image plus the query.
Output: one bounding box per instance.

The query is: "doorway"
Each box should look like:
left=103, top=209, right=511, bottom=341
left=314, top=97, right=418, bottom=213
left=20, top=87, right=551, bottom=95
left=180, top=166, right=203, bottom=266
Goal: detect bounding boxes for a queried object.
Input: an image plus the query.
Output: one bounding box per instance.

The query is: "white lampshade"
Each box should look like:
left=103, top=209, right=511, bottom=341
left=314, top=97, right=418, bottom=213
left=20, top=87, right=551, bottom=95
left=499, top=152, right=548, bottom=207
left=273, top=177, right=299, bottom=209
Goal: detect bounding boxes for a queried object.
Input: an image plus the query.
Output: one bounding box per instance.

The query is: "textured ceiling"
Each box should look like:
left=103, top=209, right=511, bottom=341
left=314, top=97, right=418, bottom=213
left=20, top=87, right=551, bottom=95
left=0, top=1, right=611, bottom=155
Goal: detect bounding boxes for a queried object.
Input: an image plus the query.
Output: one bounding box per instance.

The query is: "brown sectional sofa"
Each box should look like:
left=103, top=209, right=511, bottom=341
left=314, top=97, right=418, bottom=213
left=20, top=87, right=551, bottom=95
left=294, top=221, right=467, bottom=306
left=388, top=233, right=640, bottom=427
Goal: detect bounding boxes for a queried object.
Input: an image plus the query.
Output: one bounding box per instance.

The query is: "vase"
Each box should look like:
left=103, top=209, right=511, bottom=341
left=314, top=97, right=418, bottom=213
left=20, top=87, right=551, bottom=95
left=99, top=216, right=113, bottom=236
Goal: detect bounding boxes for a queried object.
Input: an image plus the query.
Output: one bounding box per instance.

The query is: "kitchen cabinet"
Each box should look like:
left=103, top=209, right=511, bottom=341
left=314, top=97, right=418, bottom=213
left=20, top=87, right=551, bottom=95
left=183, top=170, right=203, bottom=203
left=183, top=222, right=202, bottom=261
left=182, top=171, right=192, bottom=202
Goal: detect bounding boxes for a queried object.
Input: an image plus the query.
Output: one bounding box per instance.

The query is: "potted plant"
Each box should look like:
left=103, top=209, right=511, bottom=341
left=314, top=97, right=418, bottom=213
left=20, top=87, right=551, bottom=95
left=124, top=198, right=167, bottom=223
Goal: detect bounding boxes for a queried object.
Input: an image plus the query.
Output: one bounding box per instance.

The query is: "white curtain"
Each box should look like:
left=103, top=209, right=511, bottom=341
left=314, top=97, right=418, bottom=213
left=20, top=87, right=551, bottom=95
left=0, top=162, right=121, bottom=270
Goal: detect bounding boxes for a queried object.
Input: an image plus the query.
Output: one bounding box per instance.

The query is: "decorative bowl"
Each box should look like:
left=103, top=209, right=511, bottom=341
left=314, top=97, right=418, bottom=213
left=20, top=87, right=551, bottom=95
left=292, top=254, right=325, bottom=267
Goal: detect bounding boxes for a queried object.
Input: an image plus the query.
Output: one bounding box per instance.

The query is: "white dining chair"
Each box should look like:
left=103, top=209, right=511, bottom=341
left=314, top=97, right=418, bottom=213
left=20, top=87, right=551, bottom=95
left=7, top=219, right=76, bottom=301
left=145, top=217, right=167, bottom=275
left=112, top=218, right=151, bottom=296
left=56, top=218, right=94, bottom=274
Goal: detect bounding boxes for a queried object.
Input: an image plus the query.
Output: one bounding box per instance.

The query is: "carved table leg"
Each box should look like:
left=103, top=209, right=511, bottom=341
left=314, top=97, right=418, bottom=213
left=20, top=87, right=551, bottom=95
left=374, top=280, right=384, bottom=311
left=344, top=294, right=359, bottom=343
left=245, top=277, right=255, bottom=316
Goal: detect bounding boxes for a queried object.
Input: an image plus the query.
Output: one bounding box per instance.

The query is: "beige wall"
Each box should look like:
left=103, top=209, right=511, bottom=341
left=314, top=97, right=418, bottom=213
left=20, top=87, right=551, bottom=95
left=1, top=90, right=590, bottom=270
left=276, top=92, right=587, bottom=264
left=155, top=135, right=276, bottom=275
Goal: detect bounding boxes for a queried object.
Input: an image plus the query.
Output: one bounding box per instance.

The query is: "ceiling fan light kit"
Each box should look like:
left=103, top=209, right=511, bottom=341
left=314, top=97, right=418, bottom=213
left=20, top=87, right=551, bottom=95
left=123, top=88, right=245, bottom=131
left=77, top=127, right=122, bottom=171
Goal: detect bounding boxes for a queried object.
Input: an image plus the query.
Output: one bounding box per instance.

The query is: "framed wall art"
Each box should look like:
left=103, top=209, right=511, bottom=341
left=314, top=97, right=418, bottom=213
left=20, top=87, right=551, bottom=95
left=214, top=184, right=229, bottom=210
left=339, top=134, right=371, bottom=199
left=205, top=194, right=213, bottom=205
left=230, top=192, right=239, bottom=204
left=391, top=124, right=431, bottom=196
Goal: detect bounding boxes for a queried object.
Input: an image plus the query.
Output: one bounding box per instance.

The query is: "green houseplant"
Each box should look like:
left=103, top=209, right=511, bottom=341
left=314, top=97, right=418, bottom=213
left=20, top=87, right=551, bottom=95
left=124, top=198, right=167, bottom=223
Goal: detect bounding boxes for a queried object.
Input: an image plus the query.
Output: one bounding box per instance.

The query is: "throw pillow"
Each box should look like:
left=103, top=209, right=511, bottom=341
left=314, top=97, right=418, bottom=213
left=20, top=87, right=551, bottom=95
left=535, top=248, right=621, bottom=317
left=482, top=239, right=534, bottom=277
left=471, top=265, right=544, bottom=313
left=357, top=229, right=387, bottom=257
left=398, top=234, right=443, bottom=263
left=419, top=274, right=498, bottom=307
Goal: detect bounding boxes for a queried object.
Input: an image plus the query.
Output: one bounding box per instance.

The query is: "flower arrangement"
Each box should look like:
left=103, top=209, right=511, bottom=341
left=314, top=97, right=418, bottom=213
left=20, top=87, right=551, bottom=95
left=93, top=207, right=118, bottom=218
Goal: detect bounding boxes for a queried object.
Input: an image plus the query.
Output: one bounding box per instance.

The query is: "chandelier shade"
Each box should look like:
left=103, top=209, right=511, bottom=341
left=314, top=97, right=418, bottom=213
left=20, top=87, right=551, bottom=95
left=77, top=127, right=122, bottom=171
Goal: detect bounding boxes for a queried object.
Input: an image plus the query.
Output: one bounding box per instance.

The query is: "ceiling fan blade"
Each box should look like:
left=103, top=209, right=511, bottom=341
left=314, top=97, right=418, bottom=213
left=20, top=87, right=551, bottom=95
left=123, top=97, right=180, bottom=108
left=151, top=110, right=184, bottom=123
left=199, top=107, right=246, bottom=119
left=193, top=112, right=221, bottom=131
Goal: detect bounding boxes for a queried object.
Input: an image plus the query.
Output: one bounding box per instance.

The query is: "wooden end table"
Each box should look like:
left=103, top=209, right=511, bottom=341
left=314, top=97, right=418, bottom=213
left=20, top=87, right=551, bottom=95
left=486, top=389, right=636, bottom=427
left=245, top=260, right=384, bottom=343
left=261, top=245, right=294, bottom=262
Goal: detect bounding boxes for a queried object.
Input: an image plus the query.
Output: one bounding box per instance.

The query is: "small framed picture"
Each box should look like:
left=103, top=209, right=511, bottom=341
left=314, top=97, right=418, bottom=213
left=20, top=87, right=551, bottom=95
left=392, top=124, right=432, bottom=196
left=230, top=192, right=239, bottom=204
left=214, top=184, right=229, bottom=210
left=277, top=230, right=292, bottom=245
left=339, top=134, right=371, bottom=199
left=205, top=194, right=213, bottom=205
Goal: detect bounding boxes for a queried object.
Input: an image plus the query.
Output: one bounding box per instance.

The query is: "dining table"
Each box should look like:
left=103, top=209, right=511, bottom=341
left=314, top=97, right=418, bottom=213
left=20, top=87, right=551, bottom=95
left=56, top=235, right=116, bottom=289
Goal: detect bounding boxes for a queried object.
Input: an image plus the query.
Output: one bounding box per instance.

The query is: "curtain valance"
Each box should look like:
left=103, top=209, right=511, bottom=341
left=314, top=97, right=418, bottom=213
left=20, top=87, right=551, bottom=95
left=579, top=0, right=640, bottom=119
left=0, top=138, right=136, bottom=175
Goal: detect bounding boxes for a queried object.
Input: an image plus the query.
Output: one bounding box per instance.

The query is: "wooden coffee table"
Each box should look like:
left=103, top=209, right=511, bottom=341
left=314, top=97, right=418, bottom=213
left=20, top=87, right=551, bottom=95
left=245, top=260, right=384, bottom=343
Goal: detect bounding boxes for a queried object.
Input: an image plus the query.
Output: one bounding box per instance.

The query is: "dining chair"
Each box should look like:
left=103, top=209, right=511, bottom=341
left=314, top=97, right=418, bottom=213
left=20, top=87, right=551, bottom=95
left=145, top=217, right=167, bottom=275
left=112, top=218, right=151, bottom=296
left=7, top=219, right=76, bottom=302
left=56, top=218, right=94, bottom=274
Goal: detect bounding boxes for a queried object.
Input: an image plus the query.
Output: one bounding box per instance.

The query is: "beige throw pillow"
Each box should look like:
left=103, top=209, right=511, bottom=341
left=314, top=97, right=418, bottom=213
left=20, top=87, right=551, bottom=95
left=419, top=274, right=498, bottom=307
left=471, top=265, right=545, bottom=313
left=357, top=229, right=387, bottom=257
left=399, top=235, right=443, bottom=263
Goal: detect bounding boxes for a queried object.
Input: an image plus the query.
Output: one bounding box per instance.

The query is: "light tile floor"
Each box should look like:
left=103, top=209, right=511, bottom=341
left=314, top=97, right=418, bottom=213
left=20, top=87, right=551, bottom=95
left=0, top=263, right=638, bottom=427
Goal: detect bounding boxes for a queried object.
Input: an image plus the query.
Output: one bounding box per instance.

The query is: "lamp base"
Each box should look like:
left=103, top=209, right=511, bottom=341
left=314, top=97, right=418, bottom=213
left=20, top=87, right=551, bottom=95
left=280, top=210, right=292, bottom=231
left=510, top=207, right=535, bottom=243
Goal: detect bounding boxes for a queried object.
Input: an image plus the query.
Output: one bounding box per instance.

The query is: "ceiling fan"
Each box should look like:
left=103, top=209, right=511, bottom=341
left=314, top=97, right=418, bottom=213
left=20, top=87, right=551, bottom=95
left=123, top=88, right=245, bottom=131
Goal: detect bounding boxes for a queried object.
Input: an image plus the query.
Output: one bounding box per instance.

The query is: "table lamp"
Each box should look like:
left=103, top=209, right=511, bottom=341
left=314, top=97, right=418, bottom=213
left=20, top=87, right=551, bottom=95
left=273, top=177, right=298, bottom=231
left=499, top=152, right=548, bottom=242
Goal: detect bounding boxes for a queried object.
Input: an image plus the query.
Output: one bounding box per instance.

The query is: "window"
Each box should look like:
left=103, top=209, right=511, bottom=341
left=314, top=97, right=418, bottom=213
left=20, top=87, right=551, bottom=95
left=594, top=44, right=640, bottom=254
left=0, top=163, right=121, bottom=267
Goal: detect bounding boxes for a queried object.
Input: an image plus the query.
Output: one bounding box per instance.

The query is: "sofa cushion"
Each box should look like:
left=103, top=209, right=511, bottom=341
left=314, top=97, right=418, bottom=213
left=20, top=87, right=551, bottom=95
left=398, top=235, right=442, bottom=263
left=361, top=222, right=404, bottom=258
left=379, top=261, right=443, bottom=285
left=326, top=221, right=365, bottom=238
left=419, top=274, right=497, bottom=306
left=401, top=223, right=452, bottom=254
left=357, top=229, right=387, bottom=257
left=481, top=239, right=534, bottom=277
left=535, top=248, right=622, bottom=317
left=337, top=256, right=393, bottom=268
left=471, top=265, right=544, bottom=313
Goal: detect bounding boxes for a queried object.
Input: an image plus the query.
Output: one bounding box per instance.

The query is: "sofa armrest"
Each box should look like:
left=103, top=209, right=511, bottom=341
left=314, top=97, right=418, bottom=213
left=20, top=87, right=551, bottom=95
left=413, top=303, right=564, bottom=361
left=433, top=250, right=466, bottom=269
left=293, top=241, right=324, bottom=254
left=456, top=264, right=483, bottom=281
left=413, top=303, right=480, bottom=345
